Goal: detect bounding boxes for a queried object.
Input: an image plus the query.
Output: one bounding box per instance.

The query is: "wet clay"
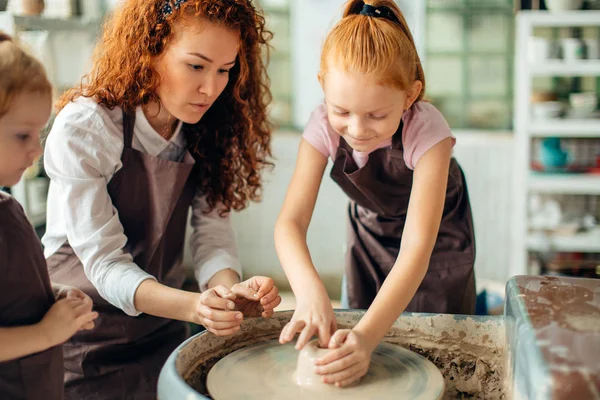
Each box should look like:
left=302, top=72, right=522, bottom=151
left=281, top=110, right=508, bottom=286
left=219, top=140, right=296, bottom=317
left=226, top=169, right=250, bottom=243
left=514, top=276, right=600, bottom=399
left=206, top=339, right=444, bottom=399
left=179, top=312, right=506, bottom=400
left=294, top=340, right=332, bottom=388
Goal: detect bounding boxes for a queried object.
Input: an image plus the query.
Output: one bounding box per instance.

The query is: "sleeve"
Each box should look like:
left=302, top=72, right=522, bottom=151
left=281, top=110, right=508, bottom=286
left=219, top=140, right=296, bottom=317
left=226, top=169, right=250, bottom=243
left=189, top=188, right=242, bottom=291
left=43, top=105, right=156, bottom=316
left=402, top=102, right=456, bottom=170
left=301, top=104, right=335, bottom=159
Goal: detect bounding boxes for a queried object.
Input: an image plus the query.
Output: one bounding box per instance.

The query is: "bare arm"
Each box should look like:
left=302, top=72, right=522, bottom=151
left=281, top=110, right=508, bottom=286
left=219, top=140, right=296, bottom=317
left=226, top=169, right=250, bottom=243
left=207, top=269, right=241, bottom=289
left=354, top=138, right=454, bottom=346
left=133, top=280, right=200, bottom=323
left=275, top=139, right=339, bottom=348
left=0, top=325, right=50, bottom=362
left=0, top=297, right=98, bottom=362
left=274, top=138, right=329, bottom=301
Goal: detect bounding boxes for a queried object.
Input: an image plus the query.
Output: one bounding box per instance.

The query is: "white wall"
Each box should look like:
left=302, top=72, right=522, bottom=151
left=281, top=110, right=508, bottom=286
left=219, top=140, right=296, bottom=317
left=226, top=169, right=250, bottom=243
left=231, top=132, right=348, bottom=296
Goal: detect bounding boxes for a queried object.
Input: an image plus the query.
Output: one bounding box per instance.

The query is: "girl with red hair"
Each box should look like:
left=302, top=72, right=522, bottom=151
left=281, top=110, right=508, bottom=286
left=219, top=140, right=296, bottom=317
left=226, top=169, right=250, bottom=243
left=276, top=0, right=476, bottom=387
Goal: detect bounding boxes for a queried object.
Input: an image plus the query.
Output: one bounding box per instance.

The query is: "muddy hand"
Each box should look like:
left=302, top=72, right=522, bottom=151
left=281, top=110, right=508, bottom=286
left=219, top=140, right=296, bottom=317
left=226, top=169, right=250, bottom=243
left=279, top=296, right=336, bottom=350
left=195, top=285, right=243, bottom=336
left=231, top=276, right=281, bottom=318
left=313, top=329, right=375, bottom=387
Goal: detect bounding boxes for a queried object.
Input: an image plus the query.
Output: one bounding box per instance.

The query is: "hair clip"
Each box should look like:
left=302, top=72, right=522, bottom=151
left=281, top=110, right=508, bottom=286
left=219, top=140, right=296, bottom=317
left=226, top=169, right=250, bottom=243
left=162, top=0, right=187, bottom=17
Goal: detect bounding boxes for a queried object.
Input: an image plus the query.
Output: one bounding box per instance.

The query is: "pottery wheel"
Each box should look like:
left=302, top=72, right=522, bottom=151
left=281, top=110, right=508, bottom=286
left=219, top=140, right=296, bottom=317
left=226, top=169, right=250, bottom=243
left=207, top=339, right=444, bottom=399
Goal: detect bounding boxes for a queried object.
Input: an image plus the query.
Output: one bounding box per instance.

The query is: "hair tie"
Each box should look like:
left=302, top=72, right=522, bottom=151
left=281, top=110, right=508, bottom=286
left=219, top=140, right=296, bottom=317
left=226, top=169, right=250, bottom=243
left=359, top=4, right=398, bottom=23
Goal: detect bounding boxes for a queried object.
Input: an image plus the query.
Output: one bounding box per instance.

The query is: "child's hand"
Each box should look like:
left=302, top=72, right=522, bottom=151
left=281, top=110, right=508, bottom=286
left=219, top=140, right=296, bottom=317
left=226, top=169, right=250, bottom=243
left=313, top=329, right=376, bottom=387
left=194, top=285, right=244, bottom=336
left=279, top=293, right=336, bottom=350
left=53, top=285, right=95, bottom=331
left=40, top=298, right=99, bottom=347
left=231, top=276, right=282, bottom=318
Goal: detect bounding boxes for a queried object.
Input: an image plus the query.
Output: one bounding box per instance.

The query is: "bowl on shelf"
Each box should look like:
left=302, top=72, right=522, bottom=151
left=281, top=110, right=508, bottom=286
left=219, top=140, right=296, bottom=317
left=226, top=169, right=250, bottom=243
left=569, top=92, right=598, bottom=118
left=545, top=0, right=584, bottom=10
left=532, top=101, right=564, bottom=120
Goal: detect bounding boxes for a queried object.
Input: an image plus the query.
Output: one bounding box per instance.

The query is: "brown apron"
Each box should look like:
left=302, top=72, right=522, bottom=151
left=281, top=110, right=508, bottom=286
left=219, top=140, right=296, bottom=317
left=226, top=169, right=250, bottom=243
left=46, top=112, right=196, bottom=399
left=0, top=192, right=63, bottom=400
left=331, top=120, right=476, bottom=313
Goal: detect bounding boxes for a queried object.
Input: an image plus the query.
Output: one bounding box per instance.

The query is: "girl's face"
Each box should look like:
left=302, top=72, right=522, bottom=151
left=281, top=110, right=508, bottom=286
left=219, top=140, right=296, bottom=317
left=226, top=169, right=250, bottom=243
left=153, top=17, right=240, bottom=125
left=0, top=91, right=50, bottom=187
left=323, top=66, right=421, bottom=153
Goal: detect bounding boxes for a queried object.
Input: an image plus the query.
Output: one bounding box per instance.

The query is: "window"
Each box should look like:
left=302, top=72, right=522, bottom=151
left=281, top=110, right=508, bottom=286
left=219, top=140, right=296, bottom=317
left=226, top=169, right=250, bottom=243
left=260, top=0, right=293, bottom=128
left=424, top=0, right=515, bottom=130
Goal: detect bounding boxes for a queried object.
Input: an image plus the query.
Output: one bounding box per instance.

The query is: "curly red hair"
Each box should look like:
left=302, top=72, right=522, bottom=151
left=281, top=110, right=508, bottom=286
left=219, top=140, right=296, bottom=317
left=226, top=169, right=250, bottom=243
left=57, top=0, right=273, bottom=214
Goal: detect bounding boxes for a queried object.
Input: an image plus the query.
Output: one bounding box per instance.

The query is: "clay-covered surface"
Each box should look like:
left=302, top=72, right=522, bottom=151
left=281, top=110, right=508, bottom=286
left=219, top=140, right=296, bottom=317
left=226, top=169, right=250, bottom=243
left=176, top=311, right=506, bottom=399
left=512, top=276, right=600, bottom=399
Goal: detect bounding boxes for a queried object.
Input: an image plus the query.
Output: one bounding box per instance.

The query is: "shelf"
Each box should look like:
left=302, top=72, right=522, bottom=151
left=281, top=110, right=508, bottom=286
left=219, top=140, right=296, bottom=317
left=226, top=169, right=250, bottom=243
left=528, top=119, right=600, bottom=137
left=529, top=60, right=600, bottom=77
left=0, top=13, right=101, bottom=31
left=527, top=229, right=600, bottom=253
left=513, top=9, right=600, bottom=277
left=528, top=173, right=600, bottom=194
left=518, top=10, right=600, bottom=27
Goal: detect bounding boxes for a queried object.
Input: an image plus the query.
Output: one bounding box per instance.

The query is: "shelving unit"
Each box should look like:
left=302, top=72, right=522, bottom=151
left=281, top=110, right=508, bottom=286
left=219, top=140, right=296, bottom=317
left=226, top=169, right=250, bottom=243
left=511, top=11, right=600, bottom=277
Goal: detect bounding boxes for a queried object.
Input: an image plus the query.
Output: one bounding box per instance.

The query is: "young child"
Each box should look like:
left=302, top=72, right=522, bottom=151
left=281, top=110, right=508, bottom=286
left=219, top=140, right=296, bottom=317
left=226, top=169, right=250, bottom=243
left=41, top=1, right=280, bottom=398
left=275, top=0, right=476, bottom=387
left=0, top=32, right=98, bottom=400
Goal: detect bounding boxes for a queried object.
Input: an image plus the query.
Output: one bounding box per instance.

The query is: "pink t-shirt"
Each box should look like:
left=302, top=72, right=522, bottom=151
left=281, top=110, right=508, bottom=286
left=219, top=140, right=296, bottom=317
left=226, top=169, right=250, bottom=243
left=302, top=101, right=455, bottom=170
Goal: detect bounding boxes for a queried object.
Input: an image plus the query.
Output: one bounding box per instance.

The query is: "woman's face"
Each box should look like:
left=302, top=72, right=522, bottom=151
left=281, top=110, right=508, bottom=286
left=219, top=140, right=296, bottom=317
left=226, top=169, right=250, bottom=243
left=153, top=17, right=240, bottom=125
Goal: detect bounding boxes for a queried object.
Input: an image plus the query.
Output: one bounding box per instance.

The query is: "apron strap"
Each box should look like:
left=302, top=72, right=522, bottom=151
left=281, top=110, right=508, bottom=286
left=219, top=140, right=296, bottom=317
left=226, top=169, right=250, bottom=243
left=122, top=111, right=136, bottom=151
left=391, top=119, right=404, bottom=150
left=339, top=135, right=352, bottom=153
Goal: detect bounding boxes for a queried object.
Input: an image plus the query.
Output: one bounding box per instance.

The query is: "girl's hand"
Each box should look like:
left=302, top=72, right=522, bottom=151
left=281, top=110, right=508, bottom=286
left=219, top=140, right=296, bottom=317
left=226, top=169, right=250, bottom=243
left=54, top=285, right=96, bottom=331
left=40, top=298, right=99, bottom=346
left=314, top=329, right=377, bottom=387
left=279, top=292, right=336, bottom=349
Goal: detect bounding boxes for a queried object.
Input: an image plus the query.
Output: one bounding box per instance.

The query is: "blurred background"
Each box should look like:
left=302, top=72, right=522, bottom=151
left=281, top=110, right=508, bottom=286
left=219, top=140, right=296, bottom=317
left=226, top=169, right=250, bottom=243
left=2, top=0, right=599, bottom=314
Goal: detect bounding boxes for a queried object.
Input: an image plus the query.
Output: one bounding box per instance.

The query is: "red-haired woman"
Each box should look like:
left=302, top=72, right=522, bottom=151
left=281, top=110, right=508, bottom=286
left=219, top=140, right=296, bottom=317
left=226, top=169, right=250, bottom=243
left=42, top=1, right=280, bottom=398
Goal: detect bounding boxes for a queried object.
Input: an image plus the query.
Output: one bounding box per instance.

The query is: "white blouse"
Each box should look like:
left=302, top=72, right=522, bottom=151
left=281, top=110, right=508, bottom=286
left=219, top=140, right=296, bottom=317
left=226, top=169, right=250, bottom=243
left=42, top=97, right=242, bottom=316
